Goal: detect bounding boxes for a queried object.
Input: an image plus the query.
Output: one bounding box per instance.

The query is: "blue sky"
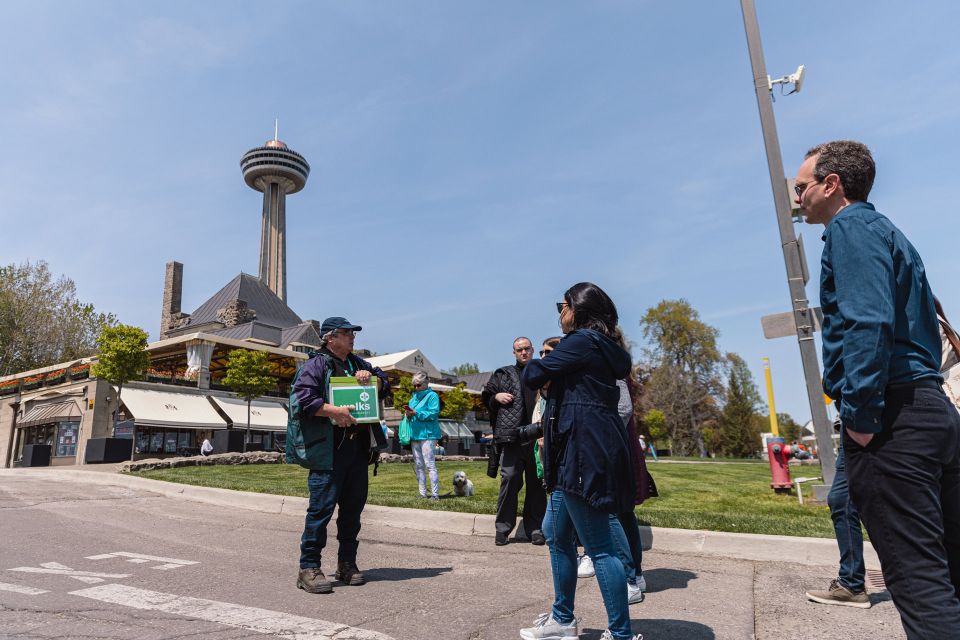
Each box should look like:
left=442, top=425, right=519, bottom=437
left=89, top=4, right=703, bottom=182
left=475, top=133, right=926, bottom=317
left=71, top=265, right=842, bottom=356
left=2, top=1, right=959, bottom=424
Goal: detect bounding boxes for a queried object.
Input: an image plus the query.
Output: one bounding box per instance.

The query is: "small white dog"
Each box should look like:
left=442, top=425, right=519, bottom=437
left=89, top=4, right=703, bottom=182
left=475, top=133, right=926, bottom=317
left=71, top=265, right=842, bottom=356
left=452, top=470, right=474, bottom=497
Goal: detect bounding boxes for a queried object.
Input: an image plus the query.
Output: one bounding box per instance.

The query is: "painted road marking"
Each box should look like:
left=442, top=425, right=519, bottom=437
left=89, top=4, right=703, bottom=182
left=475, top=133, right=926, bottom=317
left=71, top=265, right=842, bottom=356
left=9, top=562, right=130, bottom=584
left=69, top=584, right=396, bottom=640
left=85, top=551, right=198, bottom=570
left=0, top=581, right=49, bottom=595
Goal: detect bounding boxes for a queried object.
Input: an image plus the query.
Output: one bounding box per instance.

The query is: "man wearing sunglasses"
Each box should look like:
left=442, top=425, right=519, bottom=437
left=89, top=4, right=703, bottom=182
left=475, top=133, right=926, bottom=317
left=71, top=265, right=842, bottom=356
left=796, top=140, right=960, bottom=638
left=481, top=336, right=547, bottom=546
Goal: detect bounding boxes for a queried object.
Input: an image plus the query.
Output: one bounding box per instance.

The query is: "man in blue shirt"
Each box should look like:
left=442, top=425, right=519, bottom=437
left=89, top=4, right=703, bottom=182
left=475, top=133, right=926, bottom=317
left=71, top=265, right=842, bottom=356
left=795, top=140, right=960, bottom=638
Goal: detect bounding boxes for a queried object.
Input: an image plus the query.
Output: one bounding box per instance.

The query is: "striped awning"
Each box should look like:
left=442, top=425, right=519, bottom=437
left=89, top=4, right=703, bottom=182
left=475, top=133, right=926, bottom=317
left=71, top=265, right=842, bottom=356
left=18, top=400, right=82, bottom=428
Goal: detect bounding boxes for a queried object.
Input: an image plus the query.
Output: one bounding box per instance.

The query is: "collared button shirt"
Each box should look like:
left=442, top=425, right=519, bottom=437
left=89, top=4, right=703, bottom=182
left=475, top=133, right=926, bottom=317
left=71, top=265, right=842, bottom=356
left=820, top=201, right=942, bottom=433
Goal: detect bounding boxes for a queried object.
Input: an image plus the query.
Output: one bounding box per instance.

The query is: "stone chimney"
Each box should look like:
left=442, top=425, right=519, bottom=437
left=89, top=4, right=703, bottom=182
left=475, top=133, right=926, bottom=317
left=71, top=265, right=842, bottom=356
left=161, top=261, right=183, bottom=339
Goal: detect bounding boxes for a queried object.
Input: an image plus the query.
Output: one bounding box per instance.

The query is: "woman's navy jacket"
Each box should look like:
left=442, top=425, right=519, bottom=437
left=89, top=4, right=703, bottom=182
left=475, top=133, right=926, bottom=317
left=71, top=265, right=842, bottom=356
left=522, top=329, right=635, bottom=513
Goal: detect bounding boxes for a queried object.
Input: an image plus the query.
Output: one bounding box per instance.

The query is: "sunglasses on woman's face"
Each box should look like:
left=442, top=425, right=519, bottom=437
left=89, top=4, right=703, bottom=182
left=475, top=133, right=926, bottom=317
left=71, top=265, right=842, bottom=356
left=556, top=302, right=568, bottom=314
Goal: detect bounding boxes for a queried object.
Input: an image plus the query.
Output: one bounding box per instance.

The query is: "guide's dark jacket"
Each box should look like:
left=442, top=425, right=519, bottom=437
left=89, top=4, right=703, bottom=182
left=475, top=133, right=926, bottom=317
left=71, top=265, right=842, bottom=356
left=286, top=349, right=390, bottom=471
left=522, top=329, right=635, bottom=513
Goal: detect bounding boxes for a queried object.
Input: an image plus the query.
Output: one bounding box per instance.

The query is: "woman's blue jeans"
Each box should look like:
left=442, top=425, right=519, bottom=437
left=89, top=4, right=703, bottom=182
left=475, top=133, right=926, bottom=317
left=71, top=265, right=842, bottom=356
left=543, top=490, right=632, bottom=639
left=610, top=511, right=643, bottom=585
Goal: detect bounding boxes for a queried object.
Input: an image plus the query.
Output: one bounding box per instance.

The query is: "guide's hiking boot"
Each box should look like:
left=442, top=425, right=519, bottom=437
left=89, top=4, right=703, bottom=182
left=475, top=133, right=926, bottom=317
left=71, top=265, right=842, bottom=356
left=495, top=532, right=509, bottom=546
left=805, top=579, right=871, bottom=608
left=335, top=561, right=366, bottom=586
left=520, top=613, right=580, bottom=640
left=297, top=568, right=333, bottom=594
left=530, top=530, right=546, bottom=546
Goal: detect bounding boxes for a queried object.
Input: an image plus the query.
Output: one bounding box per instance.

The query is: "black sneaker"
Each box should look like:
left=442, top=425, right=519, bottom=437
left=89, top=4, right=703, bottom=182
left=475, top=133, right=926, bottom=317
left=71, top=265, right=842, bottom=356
left=297, top=567, right=333, bottom=594
left=530, top=530, right=546, bottom=546
left=335, top=561, right=366, bottom=586
left=495, top=532, right=509, bottom=546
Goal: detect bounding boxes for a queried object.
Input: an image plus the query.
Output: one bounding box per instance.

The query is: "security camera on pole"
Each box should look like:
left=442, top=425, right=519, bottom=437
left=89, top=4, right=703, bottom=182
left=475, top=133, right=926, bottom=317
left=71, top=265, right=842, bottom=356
left=740, top=0, right=836, bottom=492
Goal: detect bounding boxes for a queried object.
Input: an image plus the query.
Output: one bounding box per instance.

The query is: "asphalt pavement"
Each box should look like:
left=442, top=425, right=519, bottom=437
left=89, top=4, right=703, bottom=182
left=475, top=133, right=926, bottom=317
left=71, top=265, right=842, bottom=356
left=0, top=469, right=906, bottom=640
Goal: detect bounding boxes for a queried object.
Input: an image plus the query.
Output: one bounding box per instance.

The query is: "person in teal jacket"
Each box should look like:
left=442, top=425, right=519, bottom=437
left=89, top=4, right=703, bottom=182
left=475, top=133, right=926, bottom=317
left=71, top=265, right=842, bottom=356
left=405, top=371, right=442, bottom=499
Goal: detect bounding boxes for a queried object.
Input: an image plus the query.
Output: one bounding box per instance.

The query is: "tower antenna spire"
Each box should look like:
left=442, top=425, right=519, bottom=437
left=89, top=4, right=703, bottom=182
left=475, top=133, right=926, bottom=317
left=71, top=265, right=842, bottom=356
left=274, top=118, right=278, bottom=141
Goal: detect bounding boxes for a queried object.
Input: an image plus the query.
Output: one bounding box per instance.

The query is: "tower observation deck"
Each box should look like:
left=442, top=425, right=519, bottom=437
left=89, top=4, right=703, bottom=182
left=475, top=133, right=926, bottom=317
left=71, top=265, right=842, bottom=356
left=240, top=138, right=310, bottom=303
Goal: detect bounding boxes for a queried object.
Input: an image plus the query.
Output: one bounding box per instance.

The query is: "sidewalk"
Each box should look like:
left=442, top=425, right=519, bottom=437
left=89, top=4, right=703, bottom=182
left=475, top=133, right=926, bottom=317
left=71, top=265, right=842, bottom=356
left=0, top=465, right=880, bottom=570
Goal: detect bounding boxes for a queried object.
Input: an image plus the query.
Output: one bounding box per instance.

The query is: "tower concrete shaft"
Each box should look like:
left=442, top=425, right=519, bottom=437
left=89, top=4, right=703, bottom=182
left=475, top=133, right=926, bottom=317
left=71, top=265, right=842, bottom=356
left=240, top=138, right=310, bottom=304
left=259, top=182, right=288, bottom=302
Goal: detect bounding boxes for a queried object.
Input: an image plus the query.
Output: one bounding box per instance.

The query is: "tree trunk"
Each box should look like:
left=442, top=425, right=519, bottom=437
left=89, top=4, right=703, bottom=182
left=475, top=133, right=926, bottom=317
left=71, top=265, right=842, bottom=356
left=244, top=399, right=251, bottom=453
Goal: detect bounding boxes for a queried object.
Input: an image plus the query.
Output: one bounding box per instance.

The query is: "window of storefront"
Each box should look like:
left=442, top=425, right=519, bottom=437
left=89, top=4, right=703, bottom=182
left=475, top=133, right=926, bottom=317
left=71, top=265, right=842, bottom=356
left=131, top=427, right=197, bottom=455
left=14, top=422, right=80, bottom=459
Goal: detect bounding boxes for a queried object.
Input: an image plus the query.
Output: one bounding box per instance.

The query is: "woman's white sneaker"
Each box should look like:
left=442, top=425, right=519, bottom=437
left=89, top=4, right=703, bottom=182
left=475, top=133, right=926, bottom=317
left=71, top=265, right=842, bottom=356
left=627, top=581, right=645, bottom=604
left=519, top=613, right=580, bottom=640
left=576, top=554, right=595, bottom=578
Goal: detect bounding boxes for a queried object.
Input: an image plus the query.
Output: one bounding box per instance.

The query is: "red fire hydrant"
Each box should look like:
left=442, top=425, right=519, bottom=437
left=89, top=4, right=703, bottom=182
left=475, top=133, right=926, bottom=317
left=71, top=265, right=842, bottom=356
left=767, top=437, right=792, bottom=493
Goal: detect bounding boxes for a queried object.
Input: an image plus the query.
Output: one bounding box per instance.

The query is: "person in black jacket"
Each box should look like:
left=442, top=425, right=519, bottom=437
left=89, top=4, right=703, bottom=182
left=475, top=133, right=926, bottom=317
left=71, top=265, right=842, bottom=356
left=519, top=283, right=641, bottom=640
left=481, top=336, right=547, bottom=546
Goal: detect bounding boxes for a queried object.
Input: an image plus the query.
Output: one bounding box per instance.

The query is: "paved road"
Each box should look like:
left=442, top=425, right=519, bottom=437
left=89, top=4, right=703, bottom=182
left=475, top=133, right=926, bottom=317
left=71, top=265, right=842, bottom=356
left=0, top=475, right=905, bottom=639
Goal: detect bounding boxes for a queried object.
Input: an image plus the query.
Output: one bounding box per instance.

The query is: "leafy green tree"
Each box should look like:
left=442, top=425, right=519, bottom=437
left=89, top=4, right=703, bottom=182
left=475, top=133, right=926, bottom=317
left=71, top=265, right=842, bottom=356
left=640, top=299, right=723, bottom=457
left=440, top=383, right=473, bottom=420
left=451, top=362, right=480, bottom=377
left=392, top=375, right=415, bottom=413
left=0, top=260, right=115, bottom=376
left=91, top=324, right=149, bottom=459
left=642, top=409, right=668, bottom=445
left=775, top=412, right=804, bottom=442
left=223, top=349, right=276, bottom=452
left=719, top=353, right=764, bottom=457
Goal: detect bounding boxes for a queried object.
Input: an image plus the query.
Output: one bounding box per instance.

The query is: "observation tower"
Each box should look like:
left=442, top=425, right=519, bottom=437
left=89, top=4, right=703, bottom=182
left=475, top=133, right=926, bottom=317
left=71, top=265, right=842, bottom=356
left=240, top=134, right=310, bottom=303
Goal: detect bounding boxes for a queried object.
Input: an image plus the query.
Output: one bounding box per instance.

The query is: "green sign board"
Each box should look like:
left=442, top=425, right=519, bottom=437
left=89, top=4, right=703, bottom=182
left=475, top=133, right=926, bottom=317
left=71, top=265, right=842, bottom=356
left=328, top=377, right=380, bottom=424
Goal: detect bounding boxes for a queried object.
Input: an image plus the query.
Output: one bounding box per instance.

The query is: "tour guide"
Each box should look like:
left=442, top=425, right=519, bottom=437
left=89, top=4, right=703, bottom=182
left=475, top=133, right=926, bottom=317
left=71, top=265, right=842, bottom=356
left=287, top=317, right=390, bottom=594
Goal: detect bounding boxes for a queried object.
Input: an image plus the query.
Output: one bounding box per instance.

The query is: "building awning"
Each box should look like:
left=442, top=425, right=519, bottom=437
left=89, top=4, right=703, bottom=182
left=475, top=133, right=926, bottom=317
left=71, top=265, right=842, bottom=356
left=18, top=400, right=82, bottom=428
left=120, top=388, right=227, bottom=430
left=439, top=420, right=474, bottom=438
left=209, top=396, right=288, bottom=432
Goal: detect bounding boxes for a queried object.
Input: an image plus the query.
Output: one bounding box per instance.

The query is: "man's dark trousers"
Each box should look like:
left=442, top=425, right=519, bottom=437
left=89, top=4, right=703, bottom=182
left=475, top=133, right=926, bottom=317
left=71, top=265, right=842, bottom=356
left=496, top=441, right=546, bottom=538
left=829, top=444, right=866, bottom=592
left=845, top=382, right=960, bottom=639
left=300, top=434, right=368, bottom=568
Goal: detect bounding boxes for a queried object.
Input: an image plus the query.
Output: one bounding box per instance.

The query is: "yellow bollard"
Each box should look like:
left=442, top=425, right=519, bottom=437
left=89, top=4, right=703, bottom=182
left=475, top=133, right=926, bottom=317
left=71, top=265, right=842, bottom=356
left=763, top=357, right=779, bottom=437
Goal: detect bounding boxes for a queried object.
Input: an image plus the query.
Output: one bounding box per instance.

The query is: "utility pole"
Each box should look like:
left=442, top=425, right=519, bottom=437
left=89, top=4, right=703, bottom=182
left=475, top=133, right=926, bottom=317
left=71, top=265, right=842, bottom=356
left=740, top=0, right=835, bottom=486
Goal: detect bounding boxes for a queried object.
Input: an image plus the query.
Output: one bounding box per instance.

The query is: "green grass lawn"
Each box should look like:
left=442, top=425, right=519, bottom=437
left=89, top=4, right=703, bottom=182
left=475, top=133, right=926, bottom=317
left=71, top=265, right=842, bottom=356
left=133, top=459, right=843, bottom=538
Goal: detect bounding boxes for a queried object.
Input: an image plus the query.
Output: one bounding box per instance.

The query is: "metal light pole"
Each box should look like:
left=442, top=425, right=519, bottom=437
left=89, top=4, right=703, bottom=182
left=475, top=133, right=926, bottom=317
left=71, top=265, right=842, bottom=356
left=740, top=0, right=835, bottom=486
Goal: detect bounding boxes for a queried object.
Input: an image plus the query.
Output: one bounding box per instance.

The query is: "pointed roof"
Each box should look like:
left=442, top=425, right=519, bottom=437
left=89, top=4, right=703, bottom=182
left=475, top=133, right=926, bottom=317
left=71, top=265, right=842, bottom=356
left=364, top=349, right=443, bottom=380
left=187, top=273, right=301, bottom=330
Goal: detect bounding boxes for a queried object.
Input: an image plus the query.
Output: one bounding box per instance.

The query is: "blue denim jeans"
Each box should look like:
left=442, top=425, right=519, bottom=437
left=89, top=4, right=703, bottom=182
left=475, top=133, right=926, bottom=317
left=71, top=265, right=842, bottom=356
left=543, top=490, right=632, bottom=639
left=610, top=510, right=644, bottom=585
left=299, top=435, right=369, bottom=569
left=828, top=444, right=865, bottom=592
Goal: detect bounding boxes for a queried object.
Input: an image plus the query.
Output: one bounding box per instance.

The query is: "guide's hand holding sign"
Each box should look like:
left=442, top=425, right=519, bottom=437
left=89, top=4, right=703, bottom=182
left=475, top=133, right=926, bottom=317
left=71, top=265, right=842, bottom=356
left=327, top=376, right=381, bottom=426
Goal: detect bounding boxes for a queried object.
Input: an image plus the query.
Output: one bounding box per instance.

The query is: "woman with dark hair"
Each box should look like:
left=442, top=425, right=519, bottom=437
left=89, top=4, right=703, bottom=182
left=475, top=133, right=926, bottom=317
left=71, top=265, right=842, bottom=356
left=519, top=283, right=641, bottom=640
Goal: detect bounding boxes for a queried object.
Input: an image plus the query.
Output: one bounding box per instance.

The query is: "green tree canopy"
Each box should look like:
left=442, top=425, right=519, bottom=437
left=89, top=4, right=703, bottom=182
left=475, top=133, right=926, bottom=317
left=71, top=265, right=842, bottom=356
left=223, top=349, right=276, bottom=452
left=451, top=362, right=480, bottom=377
left=642, top=409, right=668, bottom=444
left=440, top=383, right=474, bottom=420
left=718, top=353, right=764, bottom=458
left=0, top=260, right=115, bottom=376
left=91, top=324, right=149, bottom=459
left=639, top=299, right=723, bottom=457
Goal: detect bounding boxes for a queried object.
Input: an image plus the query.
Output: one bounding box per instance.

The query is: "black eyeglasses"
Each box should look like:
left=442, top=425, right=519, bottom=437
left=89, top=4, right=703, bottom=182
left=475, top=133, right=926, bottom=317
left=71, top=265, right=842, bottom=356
left=539, top=349, right=554, bottom=357
left=794, top=179, right=821, bottom=198
left=556, top=301, right=568, bottom=314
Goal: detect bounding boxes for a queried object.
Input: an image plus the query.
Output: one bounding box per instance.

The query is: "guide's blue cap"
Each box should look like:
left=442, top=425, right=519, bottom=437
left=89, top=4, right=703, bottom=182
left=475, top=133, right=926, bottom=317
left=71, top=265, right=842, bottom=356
left=321, top=317, right=362, bottom=333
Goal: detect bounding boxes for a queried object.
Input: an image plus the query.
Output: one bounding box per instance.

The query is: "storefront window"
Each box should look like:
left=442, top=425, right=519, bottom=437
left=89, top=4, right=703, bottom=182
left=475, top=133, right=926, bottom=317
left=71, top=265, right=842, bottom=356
left=150, top=432, right=164, bottom=454
left=164, top=432, right=178, bottom=454
left=56, top=422, right=79, bottom=457
left=136, top=430, right=150, bottom=454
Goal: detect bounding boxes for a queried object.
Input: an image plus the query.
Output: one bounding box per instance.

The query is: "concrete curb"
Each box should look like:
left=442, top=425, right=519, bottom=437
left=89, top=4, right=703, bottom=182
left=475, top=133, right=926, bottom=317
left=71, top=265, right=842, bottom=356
left=0, top=467, right=879, bottom=569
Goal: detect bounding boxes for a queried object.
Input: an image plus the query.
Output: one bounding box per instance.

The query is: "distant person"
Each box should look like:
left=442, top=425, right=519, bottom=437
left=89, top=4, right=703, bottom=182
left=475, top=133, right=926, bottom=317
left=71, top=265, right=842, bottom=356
left=520, top=282, right=641, bottom=640
left=482, top=336, right=547, bottom=546
left=796, top=139, right=960, bottom=637
left=200, top=438, right=213, bottom=457
left=406, top=372, right=442, bottom=500
left=287, top=317, right=390, bottom=595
